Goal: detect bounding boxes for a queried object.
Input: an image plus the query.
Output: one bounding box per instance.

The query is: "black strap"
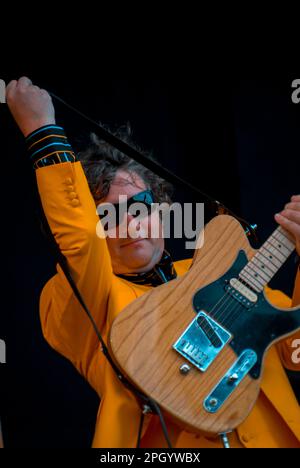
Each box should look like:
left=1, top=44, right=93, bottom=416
left=136, top=411, right=145, bottom=448
left=37, top=196, right=173, bottom=448
left=49, top=92, right=258, bottom=242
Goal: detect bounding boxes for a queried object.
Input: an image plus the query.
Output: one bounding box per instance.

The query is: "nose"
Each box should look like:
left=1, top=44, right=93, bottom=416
left=116, top=212, right=139, bottom=234
left=126, top=212, right=140, bottom=229
left=125, top=212, right=143, bottom=238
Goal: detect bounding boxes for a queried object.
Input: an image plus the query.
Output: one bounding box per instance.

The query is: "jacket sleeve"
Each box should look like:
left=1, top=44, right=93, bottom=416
left=275, top=268, right=300, bottom=371
left=37, top=161, right=113, bottom=386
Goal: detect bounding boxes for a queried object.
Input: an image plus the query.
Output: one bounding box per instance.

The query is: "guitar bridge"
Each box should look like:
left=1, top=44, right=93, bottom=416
left=173, top=312, right=232, bottom=371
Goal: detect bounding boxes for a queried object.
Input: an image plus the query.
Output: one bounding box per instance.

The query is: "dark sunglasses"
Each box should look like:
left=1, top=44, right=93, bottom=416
left=98, top=189, right=155, bottom=229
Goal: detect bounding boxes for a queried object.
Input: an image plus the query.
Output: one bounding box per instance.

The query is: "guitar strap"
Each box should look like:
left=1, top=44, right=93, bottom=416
left=49, top=92, right=258, bottom=240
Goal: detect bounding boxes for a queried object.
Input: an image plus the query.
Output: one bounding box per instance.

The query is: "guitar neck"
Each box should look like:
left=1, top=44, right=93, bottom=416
left=239, top=226, right=295, bottom=292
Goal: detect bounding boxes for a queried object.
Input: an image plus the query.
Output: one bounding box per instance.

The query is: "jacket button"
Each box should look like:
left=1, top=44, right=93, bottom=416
left=65, top=177, right=73, bottom=185
left=69, top=191, right=78, bottom=200
left=241, top=434, right=250, bottom=443
left=66, top=185, right=74, bottom=192
left=71, top=199, right=80, bottom=207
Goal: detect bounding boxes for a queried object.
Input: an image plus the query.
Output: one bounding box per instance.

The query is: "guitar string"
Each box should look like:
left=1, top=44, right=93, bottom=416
left=210, top=292, right=243, bottom=329
left=193, top=252, right=266, bottom=336
left=192, top=275, right=261, bottom=342
left=218, top=280, right=255, bottom=326
left=209, top=274, right=264, bottom=329
left=211, top=275, right=261, bottom=326
left=224, top=280, right=268, bottom=329
left=225, top=303, right=249, bottom=330
left=185, top=228, right=294, bottom=347
left=193, top=287, right=241, bottom=340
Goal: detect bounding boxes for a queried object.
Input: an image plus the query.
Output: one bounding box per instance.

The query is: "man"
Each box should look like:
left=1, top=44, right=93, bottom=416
left=6, top=77, right=300, bottom=448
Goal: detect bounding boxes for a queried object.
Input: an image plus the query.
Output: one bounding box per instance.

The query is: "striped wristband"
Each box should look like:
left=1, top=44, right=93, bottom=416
left=26, top=125, right=76, bottom=169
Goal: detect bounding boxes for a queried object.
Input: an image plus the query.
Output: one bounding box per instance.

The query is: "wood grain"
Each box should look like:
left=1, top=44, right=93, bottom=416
left=109, top=215, right=266, bottom=435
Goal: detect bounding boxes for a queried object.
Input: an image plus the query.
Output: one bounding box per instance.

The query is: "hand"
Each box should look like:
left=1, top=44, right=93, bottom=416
left=275, top=195, right=300, bottom=256
left=6, top=76, right=55, bottom=137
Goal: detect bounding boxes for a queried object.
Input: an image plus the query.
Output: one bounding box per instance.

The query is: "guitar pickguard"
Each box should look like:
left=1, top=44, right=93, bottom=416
left=190, top=250, right=300, bottom=379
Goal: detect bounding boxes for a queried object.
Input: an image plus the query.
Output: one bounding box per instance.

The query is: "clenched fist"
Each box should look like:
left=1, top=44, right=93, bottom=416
left=6, top=76, right=55, bottom=137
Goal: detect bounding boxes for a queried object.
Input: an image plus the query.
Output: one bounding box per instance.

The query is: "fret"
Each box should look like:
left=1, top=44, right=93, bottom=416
left=267, top=238, right=287, bottom=262
left=273, top=230, right=294, bottom=254
left=239, top=270, right=263, bottom=292
left=264, top=229, right=294, bottom=260
left=277, top=225, right=295, bottom=248
left=271, top=237, right=293, bottom=257
left=239, top=226, right=295, bottom=291
left=263, top=241, right=285, bottom=265
left=247, top=262, right=270, bottom=286
left=252, top=254, right=275, bottom=277
left=243, top=264, right=266, bottom=285
left=250, top=258, right=273, bottom=282
left=259, top=247, right=281, bottom=269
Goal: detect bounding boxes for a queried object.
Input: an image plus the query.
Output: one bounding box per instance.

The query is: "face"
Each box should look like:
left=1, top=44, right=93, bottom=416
left=100, top=169, right=165, bottom=275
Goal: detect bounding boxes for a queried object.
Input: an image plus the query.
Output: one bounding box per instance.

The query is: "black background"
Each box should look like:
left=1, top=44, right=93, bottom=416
left=0, top=72, right=299, bottom=447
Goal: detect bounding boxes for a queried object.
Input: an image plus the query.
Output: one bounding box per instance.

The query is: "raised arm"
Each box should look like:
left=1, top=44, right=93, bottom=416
left=6, top=78, right=113, bottom=388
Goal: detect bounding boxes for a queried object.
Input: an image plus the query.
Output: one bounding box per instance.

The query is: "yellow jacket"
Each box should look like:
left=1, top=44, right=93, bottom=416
left=37, top=161, right=300, bottom=448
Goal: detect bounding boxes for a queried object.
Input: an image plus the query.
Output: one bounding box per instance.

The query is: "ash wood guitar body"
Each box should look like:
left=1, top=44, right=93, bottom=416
left=109, top=215, right=300, bottom=436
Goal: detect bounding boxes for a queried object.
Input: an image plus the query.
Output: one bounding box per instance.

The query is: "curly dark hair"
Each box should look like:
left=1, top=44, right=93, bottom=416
left=77, top=124, right=173, bottom=205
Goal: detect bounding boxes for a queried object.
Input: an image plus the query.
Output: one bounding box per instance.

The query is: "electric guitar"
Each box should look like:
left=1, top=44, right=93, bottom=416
left=109, top=215, right=300, bottom=436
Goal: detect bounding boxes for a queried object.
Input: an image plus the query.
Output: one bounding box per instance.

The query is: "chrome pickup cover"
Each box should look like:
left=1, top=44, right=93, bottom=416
left=173, top=311, right=232, bottom=372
